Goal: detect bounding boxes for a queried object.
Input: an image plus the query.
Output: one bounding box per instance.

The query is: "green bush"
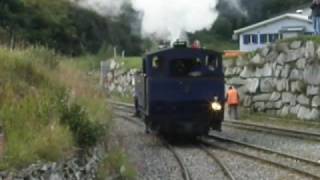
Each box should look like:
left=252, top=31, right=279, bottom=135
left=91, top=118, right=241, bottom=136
left=0, top=47, right=73, bottom=169
left=60, top=103, right=105, bottom=148
left=97, top=149, right=136, bottom=180
left=0, top=75, right=73, bottom=169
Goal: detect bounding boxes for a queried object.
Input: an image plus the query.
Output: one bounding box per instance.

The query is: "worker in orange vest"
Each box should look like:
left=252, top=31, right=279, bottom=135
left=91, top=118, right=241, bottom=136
left=226, top=86, right=240, bottom=120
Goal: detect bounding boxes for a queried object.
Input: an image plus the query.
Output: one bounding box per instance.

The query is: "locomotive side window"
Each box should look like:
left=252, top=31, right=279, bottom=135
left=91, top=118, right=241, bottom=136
left=206, top=55, right=219, bottom=71
left=170, top=58, right=202, bottom=77
left=170, top=55, right=221, bottom=78
left=151, top=56, right=164, bottom=77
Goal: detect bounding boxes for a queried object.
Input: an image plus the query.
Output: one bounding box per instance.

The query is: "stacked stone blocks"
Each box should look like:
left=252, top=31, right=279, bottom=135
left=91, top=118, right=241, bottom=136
left=225, top=40, right=320, bottom=120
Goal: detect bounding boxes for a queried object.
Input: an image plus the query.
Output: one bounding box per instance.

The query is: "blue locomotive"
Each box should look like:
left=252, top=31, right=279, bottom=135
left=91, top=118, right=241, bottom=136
left=134, top=41, right=225, bottom=136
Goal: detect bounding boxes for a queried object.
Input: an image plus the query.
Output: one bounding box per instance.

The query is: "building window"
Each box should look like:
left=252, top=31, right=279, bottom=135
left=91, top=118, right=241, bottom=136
left=243, top=34, right=251, bottom=45
left=260, top=34, right=268, bottom=44
left=252, top=34, right=258, bottom=44
left=243, top=34, right=259, bottom=45
left=269, top=34, right=279, bottom=43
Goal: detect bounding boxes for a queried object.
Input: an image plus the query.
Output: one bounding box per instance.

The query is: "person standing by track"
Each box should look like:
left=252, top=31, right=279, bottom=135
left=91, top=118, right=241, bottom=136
left=311, top=0, right=320, bottom=35
left=226, top=86, right=240, bottom=120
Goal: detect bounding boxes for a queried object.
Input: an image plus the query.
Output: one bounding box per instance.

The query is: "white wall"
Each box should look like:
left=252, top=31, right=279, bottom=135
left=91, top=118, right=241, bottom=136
left=239, top=17, right=313, bottom=52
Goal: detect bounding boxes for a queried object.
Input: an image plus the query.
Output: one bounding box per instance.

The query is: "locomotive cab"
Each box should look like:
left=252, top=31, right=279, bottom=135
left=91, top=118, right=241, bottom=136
left=135, top=44, right=225, bottom=136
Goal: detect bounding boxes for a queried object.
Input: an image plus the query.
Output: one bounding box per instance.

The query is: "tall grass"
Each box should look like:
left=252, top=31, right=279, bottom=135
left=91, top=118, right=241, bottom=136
left=0, top=47, right=74, bottom=169
left=0, top=46, right=111, bottom=169
left=0, top=46, right=136, bottom=179
left=61, top=58, right=136, bottom=179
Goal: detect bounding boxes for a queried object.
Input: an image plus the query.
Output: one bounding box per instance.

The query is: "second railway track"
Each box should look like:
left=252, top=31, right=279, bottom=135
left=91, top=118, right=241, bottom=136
left=110, top=100, right=320, bottom=179
left=109, top=100, right=320, bottom=141
left=203, top=134, right=320, bottom=179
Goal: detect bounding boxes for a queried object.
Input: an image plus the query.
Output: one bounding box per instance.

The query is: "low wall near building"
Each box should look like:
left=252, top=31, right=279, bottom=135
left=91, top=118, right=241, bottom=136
left=225, top=40, right=320, bottom=120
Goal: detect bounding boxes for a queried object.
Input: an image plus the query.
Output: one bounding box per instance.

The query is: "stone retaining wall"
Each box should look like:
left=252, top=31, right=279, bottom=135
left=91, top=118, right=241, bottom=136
left=101, top=59, right=136, bottom=96
left=225, top=40, right=320, bottom=120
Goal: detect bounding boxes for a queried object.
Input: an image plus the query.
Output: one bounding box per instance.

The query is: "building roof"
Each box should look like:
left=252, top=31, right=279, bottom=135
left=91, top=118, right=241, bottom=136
left=234, top=13, right=312, bottom=35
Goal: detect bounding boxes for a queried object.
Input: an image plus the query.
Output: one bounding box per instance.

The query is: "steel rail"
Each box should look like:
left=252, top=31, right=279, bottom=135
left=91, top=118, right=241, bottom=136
left=111, top=100, right=320, bottom=179
left=110, top=100, right=320, bottom=142
left=112, top=107, right=193, bottom=180
left=161, top=139, right=193, bottom=180
left=205, top=134, right=320, bottom=179
left=224, top=120, right=320, bottom=141
left=199, top=144, right=236, bottom=180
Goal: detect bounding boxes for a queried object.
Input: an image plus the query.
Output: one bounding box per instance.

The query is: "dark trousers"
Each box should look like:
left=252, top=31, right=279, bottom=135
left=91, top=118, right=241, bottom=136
left=228, top=104, right=239, bottom=120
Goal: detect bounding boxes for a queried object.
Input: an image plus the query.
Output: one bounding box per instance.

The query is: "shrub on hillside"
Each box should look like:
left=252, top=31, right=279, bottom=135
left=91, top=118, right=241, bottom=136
left=60, top=103, right=105, bottom=148
left=0, top=47, right=73, bottom=169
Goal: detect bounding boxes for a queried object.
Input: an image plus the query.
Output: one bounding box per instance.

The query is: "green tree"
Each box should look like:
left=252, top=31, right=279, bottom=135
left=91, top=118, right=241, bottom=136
left=0, top=0, right=25, bottom=49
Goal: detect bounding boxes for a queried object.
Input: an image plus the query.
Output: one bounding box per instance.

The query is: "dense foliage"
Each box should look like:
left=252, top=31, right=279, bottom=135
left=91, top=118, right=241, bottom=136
left=0, top=0, right=312, bottom=53
left=0, top=0, right=143, bottom=56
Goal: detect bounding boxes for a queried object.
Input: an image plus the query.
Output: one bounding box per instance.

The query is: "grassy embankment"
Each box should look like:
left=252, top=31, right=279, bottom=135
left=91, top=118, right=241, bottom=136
left=0, top=47, right=136, bottom=179
left=62, top=56, right=136, bottom=179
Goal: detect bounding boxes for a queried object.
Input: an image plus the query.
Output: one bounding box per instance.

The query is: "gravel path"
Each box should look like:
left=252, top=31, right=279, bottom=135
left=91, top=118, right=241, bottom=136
left=112, top=117, right=183, bottom=180
left=221, top=126, right=320, bottom=162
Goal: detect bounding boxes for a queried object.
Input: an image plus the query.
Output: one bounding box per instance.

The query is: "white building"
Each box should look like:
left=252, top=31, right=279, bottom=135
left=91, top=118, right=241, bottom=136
left=233, top=13, right=313, bottom=52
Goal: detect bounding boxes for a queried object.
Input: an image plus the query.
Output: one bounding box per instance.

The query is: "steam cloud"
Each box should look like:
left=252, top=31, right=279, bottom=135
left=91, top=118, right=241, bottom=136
left=131, top=0, right=219, bottom=41
left=75, top=0, right=129, bottom=16
left=223, top=0, right=248, bottom=16
left=74, top=0, right=235, bottom=41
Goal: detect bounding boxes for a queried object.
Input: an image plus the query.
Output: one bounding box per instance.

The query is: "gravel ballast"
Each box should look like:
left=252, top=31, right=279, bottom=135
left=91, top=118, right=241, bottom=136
left=222, top=126, right=320, bottom=161
left=112, top=117, right=183, bottom=180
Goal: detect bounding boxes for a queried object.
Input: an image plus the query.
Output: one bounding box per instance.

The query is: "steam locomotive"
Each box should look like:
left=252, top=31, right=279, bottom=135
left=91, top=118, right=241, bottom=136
left=134, top=41, right=225, bottom=136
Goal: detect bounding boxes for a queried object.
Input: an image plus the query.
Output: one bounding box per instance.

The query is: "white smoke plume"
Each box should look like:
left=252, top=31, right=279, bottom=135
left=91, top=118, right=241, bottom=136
left=74, top=0, right=129, bottom=16
left=224, top=0, right=248, bottom=16
left=131, top=0, right=219, bottom=41
left=74, top=0, right=219, bottom=41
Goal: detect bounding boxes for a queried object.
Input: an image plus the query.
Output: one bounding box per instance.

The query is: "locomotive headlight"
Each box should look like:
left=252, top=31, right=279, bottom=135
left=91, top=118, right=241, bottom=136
left=211, top=102, right=222, bottom=111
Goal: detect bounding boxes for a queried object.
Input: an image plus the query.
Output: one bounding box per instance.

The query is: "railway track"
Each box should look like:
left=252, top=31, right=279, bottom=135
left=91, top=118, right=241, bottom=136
left=199, top=144, right=236, bottom=180
left=112, top=106, right=192, bottom=180
left=110, top=100, right=320, bottom=179
left=224, top=120, right=320, bottom=141
left=203, top=134, right=320, bottom=179
left=109, top=100, right=320, bottom=142
left=113, top=111, right=236, bottom=180
left=112, top=103, right=236, bottom=180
